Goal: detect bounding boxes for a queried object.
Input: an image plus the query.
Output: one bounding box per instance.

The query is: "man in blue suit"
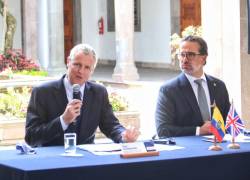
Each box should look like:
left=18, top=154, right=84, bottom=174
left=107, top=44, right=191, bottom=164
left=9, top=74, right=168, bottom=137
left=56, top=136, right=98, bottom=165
left=25, top=44, right=139, bottom=147
left=155, top=35, right=230, bottom=137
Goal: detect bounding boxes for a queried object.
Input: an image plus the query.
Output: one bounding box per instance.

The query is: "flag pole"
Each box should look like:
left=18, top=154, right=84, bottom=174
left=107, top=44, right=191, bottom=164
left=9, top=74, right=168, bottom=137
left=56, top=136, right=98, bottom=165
left=227, top=100, right=240, bottom=149
left=208, top=100, right=222, bottom=151
left=227, top=131, right=240, bottom=149
left=208, top=136, right=222, bottom=151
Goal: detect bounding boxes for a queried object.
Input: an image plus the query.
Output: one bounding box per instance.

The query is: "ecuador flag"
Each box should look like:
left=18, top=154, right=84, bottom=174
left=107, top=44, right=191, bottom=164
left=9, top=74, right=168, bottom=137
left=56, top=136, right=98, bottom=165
left=210, top=106, right=225, bottom=142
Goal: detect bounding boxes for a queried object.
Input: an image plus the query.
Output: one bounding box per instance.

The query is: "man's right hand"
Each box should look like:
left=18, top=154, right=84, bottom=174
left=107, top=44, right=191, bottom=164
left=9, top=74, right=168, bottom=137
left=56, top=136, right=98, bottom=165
left=62, top=99, right=82, bottom=125
left=199, top=121, right=211, bottom=135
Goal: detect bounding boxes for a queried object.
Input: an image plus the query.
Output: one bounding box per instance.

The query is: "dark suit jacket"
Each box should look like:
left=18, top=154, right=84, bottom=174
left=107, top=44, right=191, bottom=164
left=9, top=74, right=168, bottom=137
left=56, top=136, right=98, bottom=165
left=155, top=73, right=230, bottom=137
left=25, top=75, right=125, bottom=147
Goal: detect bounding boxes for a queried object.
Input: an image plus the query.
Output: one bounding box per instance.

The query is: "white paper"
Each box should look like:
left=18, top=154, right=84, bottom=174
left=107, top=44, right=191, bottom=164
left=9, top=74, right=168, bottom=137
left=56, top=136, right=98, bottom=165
left=60, top=153, right=84, bottom=157
left=121, top=142, right=147, bottom=154
left=78, top=142, right=185, bottom=156
left=78, top=143, right=122, bottom=155
left=154, top=144, right=185, bottom=151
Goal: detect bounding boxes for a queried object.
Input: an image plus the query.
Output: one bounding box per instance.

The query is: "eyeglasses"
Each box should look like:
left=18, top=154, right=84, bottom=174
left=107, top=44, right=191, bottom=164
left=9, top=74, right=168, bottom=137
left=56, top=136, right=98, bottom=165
left=177, top=52, right=202, bottom=60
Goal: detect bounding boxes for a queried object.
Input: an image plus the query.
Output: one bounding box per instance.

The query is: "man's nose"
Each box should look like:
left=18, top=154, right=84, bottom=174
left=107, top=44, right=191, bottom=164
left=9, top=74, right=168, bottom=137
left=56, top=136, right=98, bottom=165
left=182, top=55, right=189, bottom=62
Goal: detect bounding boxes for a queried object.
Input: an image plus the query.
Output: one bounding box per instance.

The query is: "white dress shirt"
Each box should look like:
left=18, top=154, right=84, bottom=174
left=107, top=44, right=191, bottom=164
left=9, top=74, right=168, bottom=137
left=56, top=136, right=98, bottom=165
left=60, top=76, right=85, bottom=130
left=185, top=73, right=211, bottom=135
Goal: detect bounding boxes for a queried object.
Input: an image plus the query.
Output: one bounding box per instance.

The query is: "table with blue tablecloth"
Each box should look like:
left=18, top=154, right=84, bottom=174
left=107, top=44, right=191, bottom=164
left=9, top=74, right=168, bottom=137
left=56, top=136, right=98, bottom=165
left=0, top=136, right=250, bottom=180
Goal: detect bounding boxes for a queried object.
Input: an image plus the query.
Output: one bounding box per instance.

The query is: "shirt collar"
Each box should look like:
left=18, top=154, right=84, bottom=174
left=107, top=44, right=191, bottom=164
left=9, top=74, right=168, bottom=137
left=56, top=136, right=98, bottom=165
left=63, top=76, right=85, bottom=100
left=185, top=73, right=207, bottom=83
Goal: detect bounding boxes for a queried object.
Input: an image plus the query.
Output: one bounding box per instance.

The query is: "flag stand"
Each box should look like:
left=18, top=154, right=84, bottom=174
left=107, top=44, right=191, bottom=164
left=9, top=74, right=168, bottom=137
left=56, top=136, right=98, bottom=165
left=208, top=136, right=222, bottom=151
left=227, top=136, right=240, bottom=149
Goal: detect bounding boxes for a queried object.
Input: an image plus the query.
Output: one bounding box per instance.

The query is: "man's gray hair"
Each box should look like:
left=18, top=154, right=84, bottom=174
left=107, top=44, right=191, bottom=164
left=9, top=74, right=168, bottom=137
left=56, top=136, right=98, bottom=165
left=68, top=44, right=98, bottom=66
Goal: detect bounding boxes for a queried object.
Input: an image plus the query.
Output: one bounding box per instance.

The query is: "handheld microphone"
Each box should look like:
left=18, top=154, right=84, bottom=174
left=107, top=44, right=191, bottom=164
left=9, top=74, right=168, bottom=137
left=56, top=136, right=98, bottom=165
left=71, top=84, right=81, bottom=127
left=72, top=84, right=81, bottom=100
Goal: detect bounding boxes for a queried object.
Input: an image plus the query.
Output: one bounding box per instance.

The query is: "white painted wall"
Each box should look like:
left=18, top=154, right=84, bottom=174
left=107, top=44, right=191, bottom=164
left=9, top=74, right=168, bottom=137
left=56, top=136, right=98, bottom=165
left=81, top=0, right=171, bottom=64
left=81, top=0, right=99, bottom=56
left=0, top=0, right=22, bottom=50
left=135, top=0, right=171, bottom=63
left=202, top=0, right=242, bottom=113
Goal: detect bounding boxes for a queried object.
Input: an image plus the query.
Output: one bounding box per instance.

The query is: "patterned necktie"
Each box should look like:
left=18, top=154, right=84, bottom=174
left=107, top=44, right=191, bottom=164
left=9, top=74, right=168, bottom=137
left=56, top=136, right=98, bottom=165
left=194, top=79, right=210, bottom=121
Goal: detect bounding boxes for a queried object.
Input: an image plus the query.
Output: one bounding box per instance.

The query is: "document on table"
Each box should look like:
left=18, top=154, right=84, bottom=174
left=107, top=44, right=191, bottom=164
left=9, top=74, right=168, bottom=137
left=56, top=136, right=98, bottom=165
left=203, top=134, right=250, bottom=143
left=154, top=144, right=185, bottom=151
left=78, top=143, right=184, bottom=156
left=78, top=143, right=122, bottom=155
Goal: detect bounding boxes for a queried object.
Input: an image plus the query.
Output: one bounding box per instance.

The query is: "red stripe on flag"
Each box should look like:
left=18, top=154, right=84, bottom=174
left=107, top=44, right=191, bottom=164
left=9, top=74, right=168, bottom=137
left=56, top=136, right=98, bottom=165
left=210, top=126, right=223, bottom=142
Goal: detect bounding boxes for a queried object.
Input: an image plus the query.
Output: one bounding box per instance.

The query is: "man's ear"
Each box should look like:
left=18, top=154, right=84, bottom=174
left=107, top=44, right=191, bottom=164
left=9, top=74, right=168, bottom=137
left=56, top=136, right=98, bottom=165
left=202, top=55, right=207, bottom=65
left=66, top=58, right=70, bottom=69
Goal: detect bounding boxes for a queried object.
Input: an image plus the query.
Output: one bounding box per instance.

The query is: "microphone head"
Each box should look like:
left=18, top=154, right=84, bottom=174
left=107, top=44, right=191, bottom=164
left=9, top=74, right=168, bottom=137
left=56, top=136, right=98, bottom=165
left=72, top=84, right=81, bottom=100
left=73, top=84, right=80, bottom=93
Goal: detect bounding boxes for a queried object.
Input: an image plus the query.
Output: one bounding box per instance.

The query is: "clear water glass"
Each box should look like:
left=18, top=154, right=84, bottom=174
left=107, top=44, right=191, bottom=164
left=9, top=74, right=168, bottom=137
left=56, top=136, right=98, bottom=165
left=64, top=133, right=76, bottom=154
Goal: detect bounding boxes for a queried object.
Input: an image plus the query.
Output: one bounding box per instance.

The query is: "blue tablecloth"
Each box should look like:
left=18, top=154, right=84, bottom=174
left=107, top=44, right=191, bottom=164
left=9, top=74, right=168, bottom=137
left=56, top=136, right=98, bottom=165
left=0, top=136, right=250, bottom=180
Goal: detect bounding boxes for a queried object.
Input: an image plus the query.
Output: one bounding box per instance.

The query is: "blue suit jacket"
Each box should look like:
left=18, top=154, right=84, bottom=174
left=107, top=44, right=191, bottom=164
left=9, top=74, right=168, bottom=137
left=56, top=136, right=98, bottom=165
left=25, top=75, right=125, bottom=146
left=155, top=73, right=230, bottom=137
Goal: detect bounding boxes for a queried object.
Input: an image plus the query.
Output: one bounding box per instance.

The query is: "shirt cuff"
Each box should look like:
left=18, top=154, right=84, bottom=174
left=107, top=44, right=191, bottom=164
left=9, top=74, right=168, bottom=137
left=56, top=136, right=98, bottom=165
left=196, top=127, right=200, bottom=136
left=60, top=115, right=69, bottom=131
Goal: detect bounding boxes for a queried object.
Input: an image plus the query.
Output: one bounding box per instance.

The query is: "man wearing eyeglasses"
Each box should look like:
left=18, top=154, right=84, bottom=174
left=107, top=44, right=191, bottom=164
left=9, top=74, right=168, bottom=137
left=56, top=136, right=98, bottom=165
left=25, top=44, right=139, bottom=147
left=155, top=35, right=230, bottom=137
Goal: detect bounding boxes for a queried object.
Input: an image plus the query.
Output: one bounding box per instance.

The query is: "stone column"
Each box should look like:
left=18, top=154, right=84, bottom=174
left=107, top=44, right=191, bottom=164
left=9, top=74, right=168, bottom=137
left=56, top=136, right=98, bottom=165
left=37, top=0, right=65, bottom=76
left=112, top=0, right=139, bottom=82
left=22, top=0, right=38, bottom=63
left=201, top=0, right=250, bottom=128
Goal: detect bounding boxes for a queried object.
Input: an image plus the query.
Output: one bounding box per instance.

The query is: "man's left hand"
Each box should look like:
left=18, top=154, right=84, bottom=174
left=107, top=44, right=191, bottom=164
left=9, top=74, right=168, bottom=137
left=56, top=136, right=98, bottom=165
left=122, top=126, right=140, bottom=142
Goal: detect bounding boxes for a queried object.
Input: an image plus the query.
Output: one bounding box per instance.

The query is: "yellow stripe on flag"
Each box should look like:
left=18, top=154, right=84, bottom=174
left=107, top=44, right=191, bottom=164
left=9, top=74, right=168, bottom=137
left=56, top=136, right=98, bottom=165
left=213, top=106, right=225, bottom=133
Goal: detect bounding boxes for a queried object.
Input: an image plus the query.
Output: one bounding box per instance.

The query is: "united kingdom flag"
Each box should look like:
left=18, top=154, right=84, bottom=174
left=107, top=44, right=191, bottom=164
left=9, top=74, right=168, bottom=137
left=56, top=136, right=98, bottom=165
left=225, top=104, right=245, bottom=137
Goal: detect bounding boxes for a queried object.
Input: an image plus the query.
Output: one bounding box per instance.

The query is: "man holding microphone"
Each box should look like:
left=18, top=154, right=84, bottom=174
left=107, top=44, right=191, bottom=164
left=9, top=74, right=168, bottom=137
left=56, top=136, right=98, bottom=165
left=25, top=44, right=139, bottom=147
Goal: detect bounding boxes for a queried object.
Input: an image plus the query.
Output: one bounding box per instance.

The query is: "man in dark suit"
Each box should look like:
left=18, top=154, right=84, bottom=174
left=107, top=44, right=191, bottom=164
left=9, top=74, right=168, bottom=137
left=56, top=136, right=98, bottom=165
left=155, top=35, right=230, bottom=137
left=25, top=44, right=139, bottom=147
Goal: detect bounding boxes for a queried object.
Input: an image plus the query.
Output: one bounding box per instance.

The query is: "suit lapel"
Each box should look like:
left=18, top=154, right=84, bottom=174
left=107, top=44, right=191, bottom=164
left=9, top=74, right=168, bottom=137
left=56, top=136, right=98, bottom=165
left=78, top=82, right=93, bottom=141
left=206, top=75, right=216, bottom=115
left=178, top=73, right=201, bottom=119
left=53, top=76, right=68, bottom=113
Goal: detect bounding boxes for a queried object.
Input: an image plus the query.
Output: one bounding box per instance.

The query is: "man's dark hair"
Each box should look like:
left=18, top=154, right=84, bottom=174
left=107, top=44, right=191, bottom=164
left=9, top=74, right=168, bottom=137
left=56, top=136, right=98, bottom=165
left=181, top=35, right=208, bottom=55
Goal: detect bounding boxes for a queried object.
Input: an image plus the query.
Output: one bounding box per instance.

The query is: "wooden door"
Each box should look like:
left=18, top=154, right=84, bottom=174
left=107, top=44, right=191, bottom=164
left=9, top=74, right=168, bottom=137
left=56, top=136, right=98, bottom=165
left=64, top=0, right=74, bottom=64
left=180, top=0, right=201, bottom=33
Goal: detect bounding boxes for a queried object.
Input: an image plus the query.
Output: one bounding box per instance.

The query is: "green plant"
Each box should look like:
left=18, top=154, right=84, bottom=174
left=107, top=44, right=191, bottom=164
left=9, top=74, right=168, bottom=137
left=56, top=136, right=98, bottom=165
left=14, top=70, right=48, bottom=77
left=94, top=81, right=129, bottom=112
left=0, top=86, right=31, bottom=119
left=109, top=91, right=128, bottom=112
left=170, top=26, right=202, bottom=65
left=0, top=49, right=39, bottom=72
left=0, top=83, right=129, bottom=122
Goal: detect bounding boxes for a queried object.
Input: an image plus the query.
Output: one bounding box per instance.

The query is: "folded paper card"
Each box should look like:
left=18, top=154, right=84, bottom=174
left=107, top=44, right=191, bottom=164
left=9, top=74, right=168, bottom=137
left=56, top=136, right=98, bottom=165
left=120, top=141, right=159, bottom=158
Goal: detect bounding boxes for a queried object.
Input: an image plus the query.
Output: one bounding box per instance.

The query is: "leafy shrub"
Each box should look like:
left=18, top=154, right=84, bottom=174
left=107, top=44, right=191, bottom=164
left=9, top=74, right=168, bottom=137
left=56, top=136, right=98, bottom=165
left=15, top=70, right=48, bottom=77
left=0, top=84, right=129, bottom=121
left=95, top=82, right=129, bottom=112
left=0, top=87, right=31, bottom=119
left=0, top=49, right=39, bottom=72
left=108, top=89, right=128, bottom=112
